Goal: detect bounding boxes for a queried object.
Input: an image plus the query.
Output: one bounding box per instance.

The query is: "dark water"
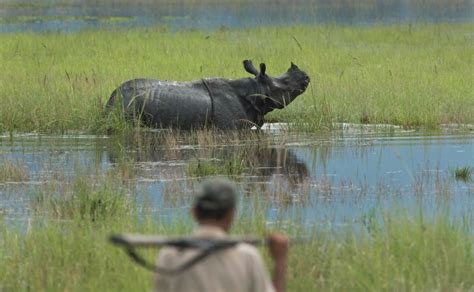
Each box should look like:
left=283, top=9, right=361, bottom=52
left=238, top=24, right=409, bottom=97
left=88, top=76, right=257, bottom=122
left=1, top=126, right=473, bottom=230
left=1, top=0, right=472, bottom=33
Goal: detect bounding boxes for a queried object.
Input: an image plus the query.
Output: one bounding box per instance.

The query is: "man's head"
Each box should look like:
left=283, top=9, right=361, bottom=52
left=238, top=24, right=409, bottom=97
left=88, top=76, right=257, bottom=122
left=192, top=178, right=237, bottom=231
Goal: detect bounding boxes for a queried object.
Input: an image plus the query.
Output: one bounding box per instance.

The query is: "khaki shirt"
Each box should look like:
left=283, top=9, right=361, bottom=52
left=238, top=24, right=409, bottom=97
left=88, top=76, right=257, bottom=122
left=155, top=225, right=275, bottom=292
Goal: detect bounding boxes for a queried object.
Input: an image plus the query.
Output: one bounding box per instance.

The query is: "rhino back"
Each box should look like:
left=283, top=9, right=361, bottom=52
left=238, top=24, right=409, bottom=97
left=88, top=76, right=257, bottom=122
left=116, top=79, right=212, bottom=129
left=108, top=78, right=254, bottom=129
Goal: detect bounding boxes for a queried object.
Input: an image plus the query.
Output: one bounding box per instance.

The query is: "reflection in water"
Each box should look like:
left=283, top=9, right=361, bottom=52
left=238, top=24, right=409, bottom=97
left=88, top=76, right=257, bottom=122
left=0, top=129, right=473, bottom=230
left=106, top=131, right=309, bottom=187
left=1, top=0, right=472, bottom=33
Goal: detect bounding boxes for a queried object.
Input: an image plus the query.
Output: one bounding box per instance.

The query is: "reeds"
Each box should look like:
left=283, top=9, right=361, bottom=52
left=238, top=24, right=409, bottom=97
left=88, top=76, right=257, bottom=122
left=0, top=159, right=28, bottom=182
left=186, top=156, right=245, bottom=177
left=31, top=171, right=130, bottom=221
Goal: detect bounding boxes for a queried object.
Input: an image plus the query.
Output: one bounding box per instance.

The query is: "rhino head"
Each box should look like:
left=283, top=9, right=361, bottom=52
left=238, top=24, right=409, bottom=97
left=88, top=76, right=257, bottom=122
left=243, top=59, right=310, bottom=115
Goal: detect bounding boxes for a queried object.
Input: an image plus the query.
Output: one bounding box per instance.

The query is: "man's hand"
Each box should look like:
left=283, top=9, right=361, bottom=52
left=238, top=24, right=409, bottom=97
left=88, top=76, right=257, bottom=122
left=268, top=233, right=289, bottom=261
left=267, top=233, right=289, bottom=292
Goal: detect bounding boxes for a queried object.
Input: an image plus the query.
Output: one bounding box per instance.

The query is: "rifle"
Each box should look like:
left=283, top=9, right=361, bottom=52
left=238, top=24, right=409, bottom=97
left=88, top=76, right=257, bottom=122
left=110, top=234, right=303, bottom=275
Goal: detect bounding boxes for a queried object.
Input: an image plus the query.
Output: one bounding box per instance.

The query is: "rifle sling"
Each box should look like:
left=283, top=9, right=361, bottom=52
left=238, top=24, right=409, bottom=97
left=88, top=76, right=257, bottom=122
left=124, top=240, right=239, bottom=276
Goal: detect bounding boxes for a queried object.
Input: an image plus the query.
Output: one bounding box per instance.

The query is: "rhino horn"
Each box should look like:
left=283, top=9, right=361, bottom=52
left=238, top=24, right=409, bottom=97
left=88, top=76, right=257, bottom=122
left=259, top=63, right=266, bottom=76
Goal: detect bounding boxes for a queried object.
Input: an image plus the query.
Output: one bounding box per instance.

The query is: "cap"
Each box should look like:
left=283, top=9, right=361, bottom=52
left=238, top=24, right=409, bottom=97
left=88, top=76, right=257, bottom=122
left=194, top=177, right=237, bottom=210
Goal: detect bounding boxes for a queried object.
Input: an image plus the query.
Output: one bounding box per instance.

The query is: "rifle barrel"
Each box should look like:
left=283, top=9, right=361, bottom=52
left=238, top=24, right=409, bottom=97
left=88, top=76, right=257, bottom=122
left=109, top=234, right=305, bottom=248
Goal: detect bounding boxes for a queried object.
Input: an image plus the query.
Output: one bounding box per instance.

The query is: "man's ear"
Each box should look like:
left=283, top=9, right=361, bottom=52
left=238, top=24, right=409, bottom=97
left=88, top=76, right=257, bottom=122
left=223, top=207, right=236, bottom=230
left=243, top=60, right=259, bottom=76
left=191, top=206, right=198, bottom=221
left=226, top=207, right=235, bottom=219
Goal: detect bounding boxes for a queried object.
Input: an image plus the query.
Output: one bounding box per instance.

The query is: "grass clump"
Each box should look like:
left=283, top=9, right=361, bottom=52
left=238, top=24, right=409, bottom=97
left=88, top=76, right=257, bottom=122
left=0, top=24, right=472, bottom=133
left=32, top=171, right=130, bottom=221
left=186, top=156, right=245, bottom=177
left=0, top=159, right=28, bottom=182
left=454, top=166, right=472, bottom=183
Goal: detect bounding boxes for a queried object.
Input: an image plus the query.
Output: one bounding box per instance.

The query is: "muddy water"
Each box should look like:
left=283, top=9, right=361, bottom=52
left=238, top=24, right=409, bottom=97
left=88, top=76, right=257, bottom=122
left=1, top=126, right=472, bottom=230
left=1, top=0, right=472, bottom=33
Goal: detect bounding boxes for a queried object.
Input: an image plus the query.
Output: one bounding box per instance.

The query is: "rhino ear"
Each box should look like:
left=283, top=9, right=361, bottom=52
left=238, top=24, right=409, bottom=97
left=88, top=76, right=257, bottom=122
left=290, top=62, right=298, bottom=69
left=259, top=63, right=266, bottom=76
left=243, top=60, right=259, bottom=76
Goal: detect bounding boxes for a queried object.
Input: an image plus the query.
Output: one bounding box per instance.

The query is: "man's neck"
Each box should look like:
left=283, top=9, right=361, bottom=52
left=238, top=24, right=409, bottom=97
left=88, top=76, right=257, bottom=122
left=197, top=220, right=229, bottom=232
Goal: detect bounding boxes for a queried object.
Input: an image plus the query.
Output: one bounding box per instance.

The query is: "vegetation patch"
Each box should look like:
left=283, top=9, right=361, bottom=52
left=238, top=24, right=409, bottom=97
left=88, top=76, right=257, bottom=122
left=32, top=172, right=130, bottom=221
left=0, top=159, right=28, bottom=182
left=186, top=157, right=245, bottom=177
left=454, top=166, right=473, bottom=183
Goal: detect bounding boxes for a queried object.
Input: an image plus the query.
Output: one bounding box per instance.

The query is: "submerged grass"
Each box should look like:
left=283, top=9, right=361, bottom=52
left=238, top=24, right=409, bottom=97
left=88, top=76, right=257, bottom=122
left=186, top=156, right=246, bottom=177
left=0, top=23, right=472, bottom=133
left=32, top=171, right=130, bottom=221
left=454, top=166, right=473, bottom=183
left=0, top=159, right=28, bottom=182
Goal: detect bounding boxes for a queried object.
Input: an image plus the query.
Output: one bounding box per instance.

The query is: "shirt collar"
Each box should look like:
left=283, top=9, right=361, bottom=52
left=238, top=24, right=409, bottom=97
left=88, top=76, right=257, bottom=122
left=193, top=225, right=228, bottom=239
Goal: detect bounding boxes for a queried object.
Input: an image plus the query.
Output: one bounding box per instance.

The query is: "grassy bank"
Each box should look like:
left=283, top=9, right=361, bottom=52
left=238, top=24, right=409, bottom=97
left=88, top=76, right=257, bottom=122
left=0, top=171, right=473, bottom=291
left=0, top=23, right=473, bottom=133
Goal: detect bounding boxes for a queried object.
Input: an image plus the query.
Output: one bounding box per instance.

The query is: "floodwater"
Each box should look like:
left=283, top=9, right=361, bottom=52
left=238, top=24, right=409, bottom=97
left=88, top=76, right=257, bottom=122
left=1, top=125, right=473, bottom=231
left=1, top=0, right=472, bottom=33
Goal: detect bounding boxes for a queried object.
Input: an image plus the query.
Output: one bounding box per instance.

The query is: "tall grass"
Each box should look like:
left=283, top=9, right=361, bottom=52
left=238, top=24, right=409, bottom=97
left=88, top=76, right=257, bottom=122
left=1, top=204, right=472, bottom=290
left=0, top=24, right=472, bottom=133
left=286, top=213, right=473, bottom=291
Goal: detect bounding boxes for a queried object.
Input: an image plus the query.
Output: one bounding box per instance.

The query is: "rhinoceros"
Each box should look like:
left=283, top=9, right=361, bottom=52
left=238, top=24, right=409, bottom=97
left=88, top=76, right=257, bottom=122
left=105, top=60, right=310, bottom=130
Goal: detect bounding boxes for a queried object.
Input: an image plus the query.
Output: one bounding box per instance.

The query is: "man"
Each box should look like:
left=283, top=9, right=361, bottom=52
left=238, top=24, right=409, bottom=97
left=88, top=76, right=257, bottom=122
left=155, top=178, right=289, bottom=292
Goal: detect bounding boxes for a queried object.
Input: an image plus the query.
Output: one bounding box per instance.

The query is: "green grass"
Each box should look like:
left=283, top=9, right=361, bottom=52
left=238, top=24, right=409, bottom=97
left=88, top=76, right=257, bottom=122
left=0, top=23, right=473, bottom=133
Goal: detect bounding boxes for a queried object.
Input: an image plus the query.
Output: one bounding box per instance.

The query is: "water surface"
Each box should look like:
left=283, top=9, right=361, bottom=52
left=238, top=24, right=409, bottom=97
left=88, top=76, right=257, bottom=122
left=1, top=0, right=472, bottom=33
left=1, top=126, right=472, bottom=231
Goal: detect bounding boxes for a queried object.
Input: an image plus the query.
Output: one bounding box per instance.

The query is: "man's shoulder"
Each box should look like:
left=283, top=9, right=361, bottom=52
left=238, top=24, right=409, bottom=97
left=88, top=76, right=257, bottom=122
left=235, top=242, right=263, bottom=259
left=157, top=246, right=183, bottom=262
